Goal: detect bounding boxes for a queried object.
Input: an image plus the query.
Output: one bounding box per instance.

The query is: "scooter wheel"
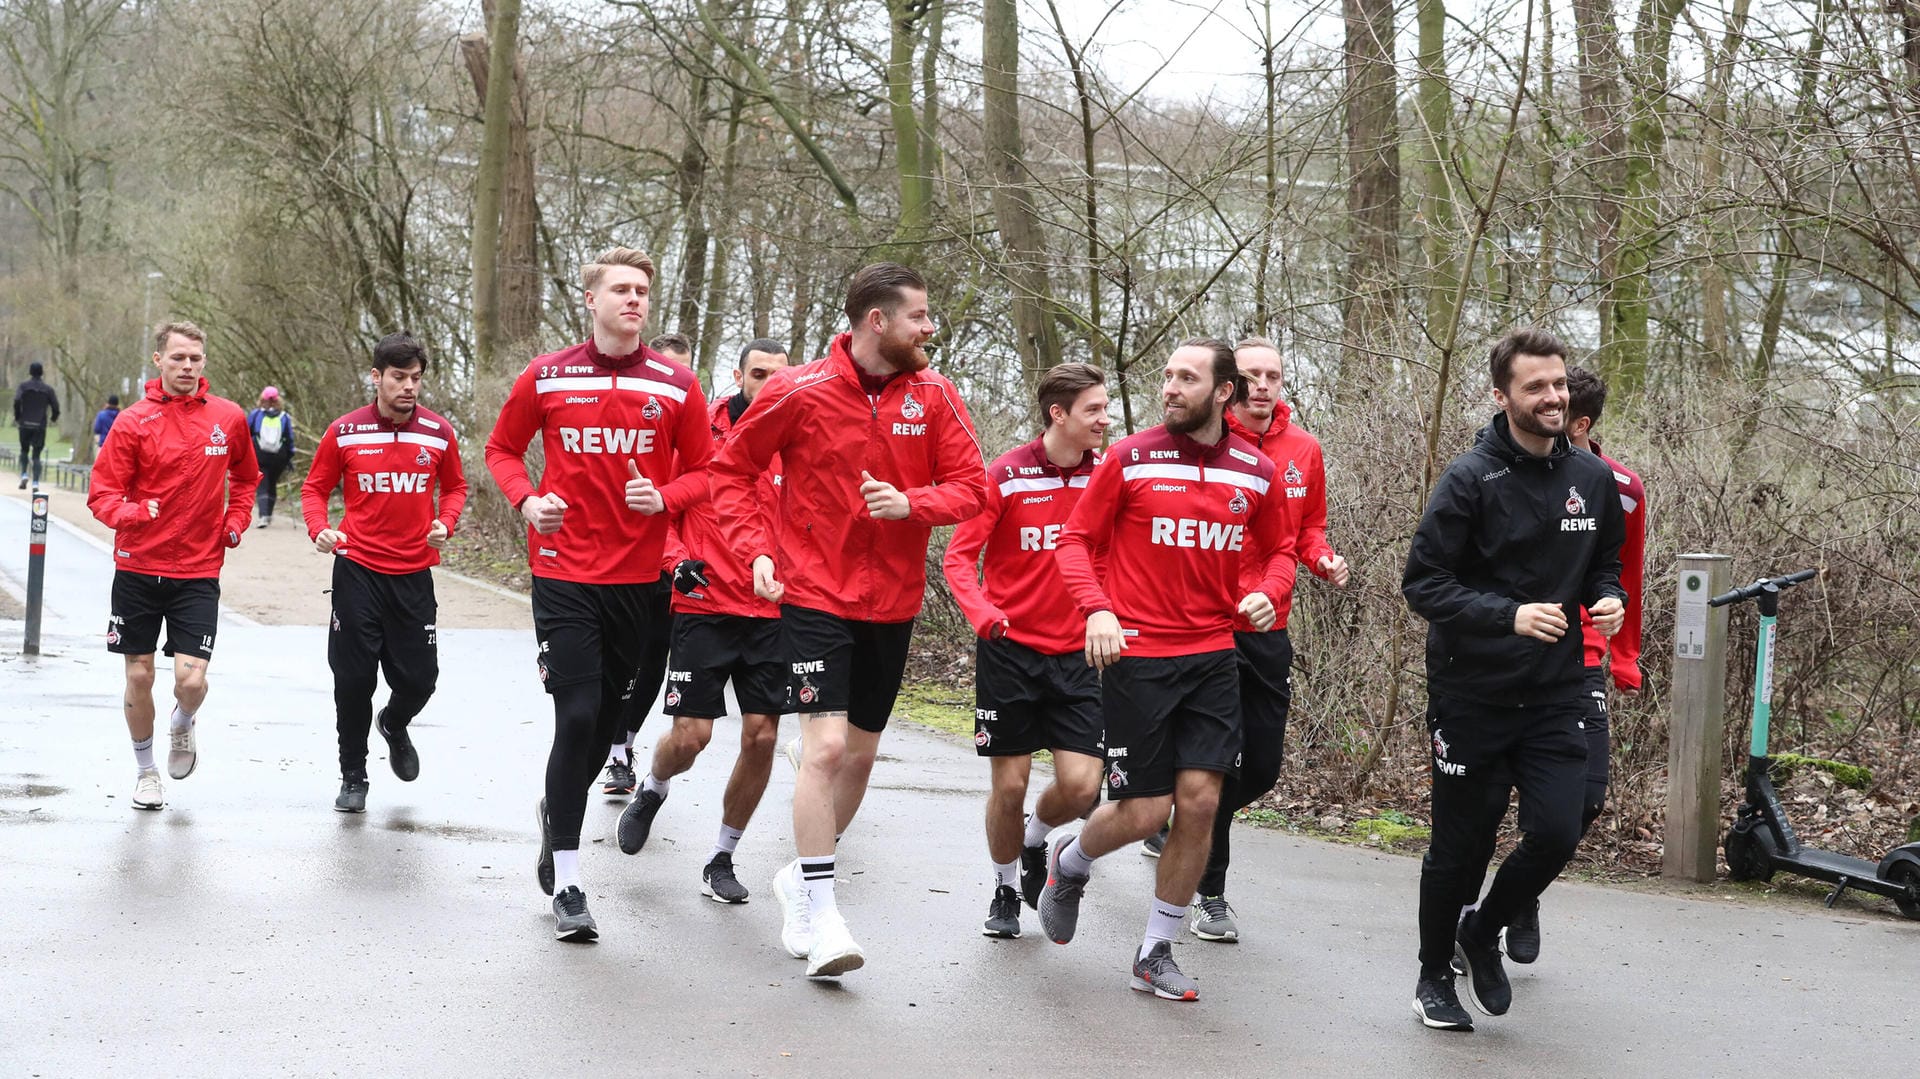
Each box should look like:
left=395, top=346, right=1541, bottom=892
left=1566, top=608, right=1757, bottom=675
left=1724, top=822, right=1775, bottom=883
left=1889, top=861, right=1920, bottom=921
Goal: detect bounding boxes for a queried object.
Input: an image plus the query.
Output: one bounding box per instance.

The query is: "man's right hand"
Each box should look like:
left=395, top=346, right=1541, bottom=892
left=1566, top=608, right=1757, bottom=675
left=314, top=528, right=347, bottom=554
left=1084, top=610, right=1127, bottom=670
left=144, top=498, right=160, bottom=520
left=1514, top=602, right=1568, bottom=642
left=752, top=555, right=785, bottom=603
left=520, top=492, right=568, bottom=535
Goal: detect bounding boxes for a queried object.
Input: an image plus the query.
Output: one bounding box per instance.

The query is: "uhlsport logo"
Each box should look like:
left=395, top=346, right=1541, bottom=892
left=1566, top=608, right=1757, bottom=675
left=1227, top=489, right=1249, bottom=515
left=1565, top=486, right=1587, bottom=515
left=900, top=389, right=924, bottom=420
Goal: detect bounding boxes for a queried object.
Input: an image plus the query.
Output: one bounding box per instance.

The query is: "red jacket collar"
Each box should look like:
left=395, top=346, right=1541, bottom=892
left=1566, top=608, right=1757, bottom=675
left=1225, top=401, right=1290, bottom=449
left=147, top=377, right=210, bottom=404
left=1018, top=435, right=1098, bottom=477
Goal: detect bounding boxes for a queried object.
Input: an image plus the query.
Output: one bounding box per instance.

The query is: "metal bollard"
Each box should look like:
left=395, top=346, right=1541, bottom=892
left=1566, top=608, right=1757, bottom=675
left=24, top=488, right=49, bottom=655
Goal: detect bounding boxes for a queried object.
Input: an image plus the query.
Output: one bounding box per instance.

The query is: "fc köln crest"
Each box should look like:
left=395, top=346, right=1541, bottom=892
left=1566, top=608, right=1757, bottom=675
left=1565, top=486, right=1587, bottom=515
left=1227, top=489, right=1249, bottom=515
left=665, top=688, right=681, bottom=709
left=209, top=424, right=227, bottom=445
left=900, top=390, right=924, bottom=420
left=415, top=447, right=431, bottom=466
left=798, top=676, right=818, bottom=705
left=1284, top=460, right=1303, bottom=485
left=641, top=397, right=663, bottom=421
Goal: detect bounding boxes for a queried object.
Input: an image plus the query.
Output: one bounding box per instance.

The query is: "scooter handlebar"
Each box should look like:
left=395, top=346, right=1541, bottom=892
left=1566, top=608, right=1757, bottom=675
left=1708, top=567, right=1819, bottom=608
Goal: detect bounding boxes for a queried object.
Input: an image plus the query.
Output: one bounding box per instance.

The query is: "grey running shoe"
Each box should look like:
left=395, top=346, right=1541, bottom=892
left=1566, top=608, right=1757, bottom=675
left=1037, top=842, right=1089, bottom=944
left=702, top=852, right=749, bottom=904
left=167, top=722, right=197, bottom=780
left=1504, top=900, right=1541, bottom=964
left=1413, top=974, right=1474, bottom=1031
left=132, top=768, right=164, bottom=810
left=982, top=885, right=1022, bottom=938
left=602, top=756, right=636, bottom=797
left=1140, top=823, right=1168, bottom=858
left=534, top=798, right=555, bottom=897
left=552, top=885, right=598, bottom=942
left=1189, top=895, right=1239, bottom=942
left=1130, top=941, right=1199, bottom=1001
left=616, top=788, right=665, bottom=854
left=1454, top=911, right=1511, bottom=1016
left=334, top=778, right=369, bottom=814
left=1019, top=842, right=1048, bottom=911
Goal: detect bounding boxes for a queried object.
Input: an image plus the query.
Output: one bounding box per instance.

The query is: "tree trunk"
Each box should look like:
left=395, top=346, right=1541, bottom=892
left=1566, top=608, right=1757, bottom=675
left=460, top=2, right=538, bottom=353
left=887, top=0, right=929, bottom=239
left=469, top=0, right=520, bottom=373
left=674, top=64, right=716, bottom=342
left=1341, top=0, right=1401, bottom=387
left=981, top=0, right=1061, bottom=387
left=1415, top=0, right=1460, bottom=347
left=1252, top=0, right=1279, bottom=334
left=1571, top=0, right=1627, bottom=370
left=1609, top=0, right=1688, bottom=393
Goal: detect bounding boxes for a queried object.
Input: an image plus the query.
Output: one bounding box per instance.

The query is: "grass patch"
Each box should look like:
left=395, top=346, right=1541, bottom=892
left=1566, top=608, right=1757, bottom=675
left=894, top=680, right=1053, bottom=764
left=1770, top=753, right=1872, bottom=790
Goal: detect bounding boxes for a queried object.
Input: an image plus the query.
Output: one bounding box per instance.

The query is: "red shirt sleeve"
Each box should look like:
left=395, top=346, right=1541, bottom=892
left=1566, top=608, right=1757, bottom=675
left=904, top=381, right=988, bottom=527
left=1611, top=475, right=1647, bottom=690
left=1056, top=454, right=1123, bottom=617
left=659, top=381, right=714, bottom=515
left=300, top=423, right=344, bottom=539
left=712, top=384, right=795, bottom=563
left=87, top=416, right=151, bottom=531
left=223, top=413, right=263, bottom=537
left=941, top=482, right=1007, bottom=637
left=1298, top=448, right=1336, bottom=575
left=484, top=367, right=542, bottom=510
left=437, top=426, right=471, bottom=534
left=1249, top=483, right=1298, bottom=612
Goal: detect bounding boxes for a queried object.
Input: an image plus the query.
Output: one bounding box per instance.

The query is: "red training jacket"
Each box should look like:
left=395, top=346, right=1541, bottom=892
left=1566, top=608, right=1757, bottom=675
left=300, top=403, right=470, bottom=575
left=88, top=377, right=261, bottom=579
left=484, top=340, right=712, bottom=586
left=942, top=437, right=1101, bottom=656
left=1227, top=403, right=1332, bottom=631
left=670, top=394, right=782, bottom=618
left=1579, top=447, right=1647, bottom=692
left=711, top=332, right=988, bottom=623
left=1056, top=424, right=1296, bottom=657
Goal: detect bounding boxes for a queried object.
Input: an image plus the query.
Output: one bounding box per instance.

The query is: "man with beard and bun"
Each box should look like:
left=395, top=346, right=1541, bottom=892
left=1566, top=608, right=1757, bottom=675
left=301, top=333, right=470, bottom=813
left=89, top=321, right=260, bottom=811
left=1040, top=339, right=1297, bottom=1001
left=711, top=263, right=987, bottom=978
left=615, top=338, right=791, bottom=906
left=1158, top=336, right=1350, bottom=943
left=1401, top=328, right=1625, bottom=1031
left=943, top=362, right=1110, bottom=939
left=485, top=246, right=714, bottom=942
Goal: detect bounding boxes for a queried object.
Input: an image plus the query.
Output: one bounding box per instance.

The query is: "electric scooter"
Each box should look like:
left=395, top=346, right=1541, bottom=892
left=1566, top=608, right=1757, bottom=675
left=1716, top=569, right=1920, bottom=919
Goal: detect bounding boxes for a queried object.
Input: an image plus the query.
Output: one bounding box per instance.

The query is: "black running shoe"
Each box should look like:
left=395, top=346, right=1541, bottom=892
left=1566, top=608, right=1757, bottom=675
left=617, top=788, right=665, bottom=854
left=982, top=885, right=1022, bottom=938
left=1412, top=973, right=1474, bottom=1031
left=602, top=756, right=637, bottom=797
left=1504, top=900, right=1541, bottom=964
left=702, top=852, right=750, bottom=904
left=553, top=885, right=598, bottom=942
left=1454, top=911, right=1511, bottom=1016
left=535, top=798, right=555, bottom=897
left=377, top=710, right=419, bottom=782
left=1019, top=842, right=1048, bottom=911
left=1141, top=823, right=1169, bottom=858
left=333, top=777, right=369, bottom=814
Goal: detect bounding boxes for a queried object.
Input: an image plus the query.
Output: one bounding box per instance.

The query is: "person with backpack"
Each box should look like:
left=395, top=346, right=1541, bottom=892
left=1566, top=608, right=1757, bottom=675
left=248, top=386, right=297, bottom=526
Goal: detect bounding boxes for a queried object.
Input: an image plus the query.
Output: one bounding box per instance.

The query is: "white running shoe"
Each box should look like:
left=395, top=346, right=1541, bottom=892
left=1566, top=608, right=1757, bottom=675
left=132, top=768, right=164, bottom=810
left=806, top=910, right=865, bottom=978
left=167, top=719, right=197, bottom=780
left=772, top=859, right=813, bottom=958
left=783, top=735, right=803, bottom=773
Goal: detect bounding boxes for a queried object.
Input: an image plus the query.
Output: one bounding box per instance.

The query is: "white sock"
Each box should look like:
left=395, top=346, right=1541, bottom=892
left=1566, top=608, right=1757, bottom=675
left=800, top=857, right=836, bottom=919
left=554, top=849, right=582, bottom=891
left=133, top=736, right=155, bottom=771
left=641, top=772, right=670, bottom=798
left=713, top=824, right=745, bottom=858
left=608, top=743, right=629, bottom=765
left=1023, top=812, right=1052, bottom=848
left=1141, top=896, right=1187, bottom=960
left=993, top=859, right=1019, bottom=889
left=1057, top=836, right=1096, bottom=879
left=624, top=729, right=639, bottom=751
left=169, top=705, right=194, bottom=732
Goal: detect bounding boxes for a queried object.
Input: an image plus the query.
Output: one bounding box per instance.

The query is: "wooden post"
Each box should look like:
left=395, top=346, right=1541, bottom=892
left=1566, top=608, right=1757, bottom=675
left=1664, top=553, right=1732, bottom=881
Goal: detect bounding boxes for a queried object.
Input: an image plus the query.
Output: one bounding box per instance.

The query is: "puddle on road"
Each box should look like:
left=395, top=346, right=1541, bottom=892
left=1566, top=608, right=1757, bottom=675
left=0, top=807, right=55, bottom=822
left=0, top=782, right=67, bottom=799
left=378, top=819, right=520, bottom=843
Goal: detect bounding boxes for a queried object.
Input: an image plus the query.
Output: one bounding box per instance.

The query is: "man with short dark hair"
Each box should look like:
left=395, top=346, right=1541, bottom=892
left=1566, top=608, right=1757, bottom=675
left=615, top=337, right=791, bottom=906
left=711, top=263, right=987, bottom=977
left=93, top=395, right=121, bottom=447
left=650, top=333, right=694, bottom=365
left=301, top=333, right=470, bottom=813
left=88, top=322, right=260, bottom=811
left=943, top=361, right=1110, bottom=939
left=1041, top=338, right=1297, bottom=1001
left=486, top=246, right=714, bottom=942
left=13, top=360, right=60, bottom=489
left=1401, top=327, right=1626, bottom=1031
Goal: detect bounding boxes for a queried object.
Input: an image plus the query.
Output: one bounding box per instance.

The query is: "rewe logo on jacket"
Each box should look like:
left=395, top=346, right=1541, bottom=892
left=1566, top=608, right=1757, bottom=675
left=206, top=423, right=229, bottom=456
left=1561, top=486, right=1595, bottom=532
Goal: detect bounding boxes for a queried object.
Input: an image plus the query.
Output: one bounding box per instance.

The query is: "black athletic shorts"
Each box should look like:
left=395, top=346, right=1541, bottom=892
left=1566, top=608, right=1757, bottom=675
left=781, top=604, right=914, bottom=733
left=1100, top=649, right=1241, bottom=799
left=665, top=613, right=787, bottom=718
left=973, top=636, right=1103, bottom=758
left=107, top=571, right=219, bottom=660
left=328, top=556, right=438, bottom=695
left=531, top=576, right=668, bottom=696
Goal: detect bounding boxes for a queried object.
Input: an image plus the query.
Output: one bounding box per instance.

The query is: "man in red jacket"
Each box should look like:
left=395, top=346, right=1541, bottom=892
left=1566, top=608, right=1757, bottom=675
left=1170, top=336, right=1350, bottom=942
left=301, top=333, right=469, bottom=814
left=711, top=263, right=988, bottom=977
left=942, top=362, right=1109, bottom=939
left=485, top=246, right=714, bottom=943
left=615, top=338, right=790, bottom=906
left=88, top=321, right=261, bottom=812
left=1041, top=338, right=1296, bottom=1001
